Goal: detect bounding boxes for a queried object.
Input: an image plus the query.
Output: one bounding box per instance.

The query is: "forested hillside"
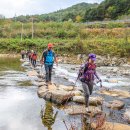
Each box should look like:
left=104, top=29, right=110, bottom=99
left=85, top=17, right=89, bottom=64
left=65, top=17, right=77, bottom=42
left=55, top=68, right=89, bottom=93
left=14, top=0, right=130, bottom=22
left=84, top=0, right=130, bottom=21
left=14, top=3, right=98, bottom=22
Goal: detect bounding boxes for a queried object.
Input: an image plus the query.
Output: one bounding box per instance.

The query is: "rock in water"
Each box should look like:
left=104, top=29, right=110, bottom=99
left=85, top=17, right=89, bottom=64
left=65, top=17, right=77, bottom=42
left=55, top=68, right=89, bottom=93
left=106, top=79, right=118, bottom=83
left=38, top=85, right=74, bottom=104
left=91, top=122, right=130, bottom=130
left=48, top=84, right=57, bottom=90
left=37, top=87, right=49, bottom=98
left=58, top=85, right=74, bottom=91
left=72, top=90, right=83, bottom=96
left=22, top=62, right=30, bottom=66
left=89, top=97, right=104, bottom=106
left=43, top=90, right=74, bottom=104
left=64, top=105, right=102, bottom=117
left=72, top=96, right=85, bottom=103
left=99, top=89, right=130, bottom=98
left=38, top=81, right=46, bottom=87
left=73, top=96, right=103, bottom=106
left=27, top=70, right=38, bottom=76
left=124, top=109, right=130, bottom=124
left=20, top=59, right=26, bottom=62
left=105, top=100, right=125, bottom=110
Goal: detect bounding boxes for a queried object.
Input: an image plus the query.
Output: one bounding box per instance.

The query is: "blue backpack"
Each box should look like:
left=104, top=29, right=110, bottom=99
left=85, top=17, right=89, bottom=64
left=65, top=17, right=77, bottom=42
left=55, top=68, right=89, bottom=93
left=43, top=50, right=55, bottom=65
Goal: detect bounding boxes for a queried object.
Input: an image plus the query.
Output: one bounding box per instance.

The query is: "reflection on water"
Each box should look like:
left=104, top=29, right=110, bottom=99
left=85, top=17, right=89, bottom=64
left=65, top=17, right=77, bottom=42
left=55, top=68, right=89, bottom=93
left=41, top=102, right=58, bottom=130
left=0, top=57, right=24, bottom=71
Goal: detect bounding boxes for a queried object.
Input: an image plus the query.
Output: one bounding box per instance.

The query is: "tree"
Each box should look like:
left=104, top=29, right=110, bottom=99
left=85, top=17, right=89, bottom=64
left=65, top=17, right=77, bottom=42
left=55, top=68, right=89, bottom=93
left=106, top=6, right=116, bottom=19
left=75, top=15, right=82, bottom=22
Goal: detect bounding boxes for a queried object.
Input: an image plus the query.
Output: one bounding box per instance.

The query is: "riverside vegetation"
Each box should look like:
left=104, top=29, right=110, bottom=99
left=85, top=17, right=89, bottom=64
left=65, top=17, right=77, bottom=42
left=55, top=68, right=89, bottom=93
left=0, top=20, right=130, bottom=57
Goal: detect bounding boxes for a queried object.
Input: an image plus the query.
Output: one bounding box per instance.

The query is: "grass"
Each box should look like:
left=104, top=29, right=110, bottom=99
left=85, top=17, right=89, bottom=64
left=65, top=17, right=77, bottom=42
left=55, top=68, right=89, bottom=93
left=17, top=80, right=33, bottom=86
left=0, top=21, right=130, bottom=57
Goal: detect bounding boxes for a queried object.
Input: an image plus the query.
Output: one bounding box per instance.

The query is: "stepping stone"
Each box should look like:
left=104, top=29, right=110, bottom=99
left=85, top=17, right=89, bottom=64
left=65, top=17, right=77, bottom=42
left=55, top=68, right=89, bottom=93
left=98, top=89, right=130, bottom=98
left=58, top=85, right=74, bottom=91
left=91, top=122, right=130, bottom=130
left=64, top=105, right=102, bottom=117
left=27, top=70, right=38, bottom=76
left=73, top=96, right=103, bottom=106
left=124, top=109, right=130, bottom=124
left=105, top=100, right=125, bottom=110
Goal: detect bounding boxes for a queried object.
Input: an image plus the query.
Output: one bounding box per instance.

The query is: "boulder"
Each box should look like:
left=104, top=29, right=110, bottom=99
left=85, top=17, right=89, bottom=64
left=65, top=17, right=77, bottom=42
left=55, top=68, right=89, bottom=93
left=77, top=54, right=82, bottom=60
left=91, top=122, right=130, bottom=130
left=111, top=68, right=118, bottom=73
left=64, top=105, right=102, bottom=117
left=105, top=100, right=125, bottom=110
left=73, top=96, right=85, bottom=104
left=58, top=85, right=74, bottom=91
left=63, top=76, right=68, bottom=80
left=27, top=70, right=38, bottom=77
left=118, top=58, right=127, bottom=66
left=73, top=96, right=103, bottom=106
left=48, top=84, right=58, bottom=90
left=38, top=84, right=74, bottom=104
left=37, top=87, right=49, bottom=98
left=20, top=59, right=26, bottom=62
left=96, top=55, right=105, bottom=66
left=22, top=62, right=30, bottom=67
left=43, top=90, right=74, bottom=104
left=99, top=89, right=130, bottom=98
left=124, top=109, right=130, bottom=124
left=72, top=90, right=83, bottom=96
left=105, top=79, right=118, bottom=83
left=38, top=82, right=46, bottom=87
left=89, top=97, right=104, bottom=106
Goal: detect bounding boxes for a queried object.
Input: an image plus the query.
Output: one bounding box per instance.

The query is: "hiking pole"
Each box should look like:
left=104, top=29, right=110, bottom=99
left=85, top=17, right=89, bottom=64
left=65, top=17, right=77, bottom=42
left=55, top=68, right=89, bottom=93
left=74, top=72, right=81, bottom=86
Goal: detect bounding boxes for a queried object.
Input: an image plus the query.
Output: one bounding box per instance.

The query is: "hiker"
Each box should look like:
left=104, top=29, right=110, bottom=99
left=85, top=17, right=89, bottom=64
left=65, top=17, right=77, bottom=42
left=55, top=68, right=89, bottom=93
left=32, top=51, right=37, bottom=68
left=40, top=43, right=58, bottom=85
left=78, top=53, right=102, bottom=111
left=21, top=50, right=25, bottom=59
left=28, top=50, right=31, bottom=61
left=30, top=50, right=34, bottom=64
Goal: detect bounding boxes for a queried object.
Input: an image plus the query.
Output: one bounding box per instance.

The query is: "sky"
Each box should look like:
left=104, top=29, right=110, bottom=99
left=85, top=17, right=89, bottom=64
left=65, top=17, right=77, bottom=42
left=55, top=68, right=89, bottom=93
left=0, top=0, right=103, bottom=18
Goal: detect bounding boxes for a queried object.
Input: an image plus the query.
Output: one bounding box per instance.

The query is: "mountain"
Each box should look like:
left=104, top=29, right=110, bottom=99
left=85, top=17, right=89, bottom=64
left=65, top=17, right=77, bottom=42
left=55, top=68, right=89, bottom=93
left=13, top=0, right=130, bottom=22
left=14, top=2, right=98, bottom=22
left=84, top=0, right=130, bottom=21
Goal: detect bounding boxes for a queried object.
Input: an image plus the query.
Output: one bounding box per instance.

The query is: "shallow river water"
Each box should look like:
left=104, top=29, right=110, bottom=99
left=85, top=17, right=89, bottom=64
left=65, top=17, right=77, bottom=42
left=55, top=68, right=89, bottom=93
left=0, top=57, right=130, bottom=130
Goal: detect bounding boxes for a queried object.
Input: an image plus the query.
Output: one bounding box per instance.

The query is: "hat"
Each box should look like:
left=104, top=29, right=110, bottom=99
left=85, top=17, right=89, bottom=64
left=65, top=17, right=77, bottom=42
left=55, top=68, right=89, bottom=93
left=88, top=53, right=96, bottom=61
left=48, top=43, right=53, bottom=48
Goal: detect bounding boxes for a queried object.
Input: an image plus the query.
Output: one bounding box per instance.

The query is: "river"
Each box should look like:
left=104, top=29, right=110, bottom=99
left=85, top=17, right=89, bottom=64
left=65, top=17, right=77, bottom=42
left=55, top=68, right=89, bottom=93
left=0, top=57, right=68, bottom=130
left=0, top=57, right=130, bottom=130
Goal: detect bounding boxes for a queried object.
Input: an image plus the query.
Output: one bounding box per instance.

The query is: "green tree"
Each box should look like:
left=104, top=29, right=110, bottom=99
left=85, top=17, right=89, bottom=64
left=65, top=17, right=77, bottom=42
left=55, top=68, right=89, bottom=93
left=75, top=15, right=82, bottom=22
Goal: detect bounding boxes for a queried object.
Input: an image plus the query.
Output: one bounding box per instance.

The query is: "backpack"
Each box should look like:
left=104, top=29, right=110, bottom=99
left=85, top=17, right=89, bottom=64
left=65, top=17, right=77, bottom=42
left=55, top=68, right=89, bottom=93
left=79, top=62, right=96, bottom=82
left=32, top=54, right=37, bottom=60
left=43, top=50, right=55, bottom=65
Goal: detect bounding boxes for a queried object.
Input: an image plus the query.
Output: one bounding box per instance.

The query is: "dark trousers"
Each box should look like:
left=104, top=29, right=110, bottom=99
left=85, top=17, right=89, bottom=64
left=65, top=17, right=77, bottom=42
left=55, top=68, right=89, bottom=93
left=32, top=60, right=36, bottom=68
left=44, top=64, right=53, bottom=82
left=82, top=81, right=94, bottom=107
left=29, top=56, right=31, bottom=61
left=21, top=54, right=24, bottom=59
left=31, top=58, right=33, bottom=64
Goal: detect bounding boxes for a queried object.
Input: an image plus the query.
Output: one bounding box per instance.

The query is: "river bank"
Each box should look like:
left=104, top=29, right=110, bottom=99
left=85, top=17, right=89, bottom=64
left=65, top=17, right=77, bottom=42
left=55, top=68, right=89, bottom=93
left=0, top=53, right=130, bottom=65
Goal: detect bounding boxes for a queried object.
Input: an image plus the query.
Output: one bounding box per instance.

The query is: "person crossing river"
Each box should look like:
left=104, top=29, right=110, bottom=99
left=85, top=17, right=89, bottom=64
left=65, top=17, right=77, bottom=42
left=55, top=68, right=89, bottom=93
left=78, top=53, right=102, bottom=111
left=40, top=43, right=58, bottom=85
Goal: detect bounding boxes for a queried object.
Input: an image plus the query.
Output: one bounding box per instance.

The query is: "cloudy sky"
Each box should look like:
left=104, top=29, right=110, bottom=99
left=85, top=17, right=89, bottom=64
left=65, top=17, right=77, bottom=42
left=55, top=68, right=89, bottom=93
left=0, top=0, right=103, bottom=18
